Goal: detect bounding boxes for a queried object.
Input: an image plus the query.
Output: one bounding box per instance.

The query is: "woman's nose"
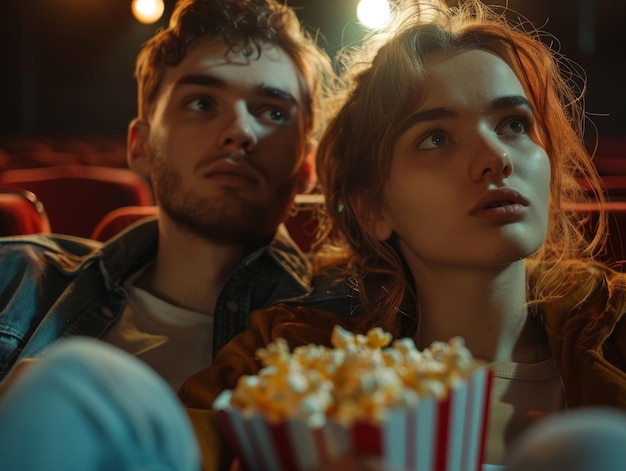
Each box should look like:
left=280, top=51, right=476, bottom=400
left=469, top=136, right=513, bottom=181
left=219, top=105, right=258, bottom=153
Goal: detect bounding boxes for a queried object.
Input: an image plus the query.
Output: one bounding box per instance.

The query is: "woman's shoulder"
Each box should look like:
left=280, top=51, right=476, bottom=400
left=535, top=259, right=626, bottom=298
left=539, top=259, right=626, bottom=329
left=247, top=302, right=366, bottom=351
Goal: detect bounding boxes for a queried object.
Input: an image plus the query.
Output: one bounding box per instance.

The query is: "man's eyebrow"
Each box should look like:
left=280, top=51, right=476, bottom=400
left=261, top=86, right=299, bottom=108
left=174, top=74, right=225, bottom=88
left=172, top=74, right=299, bottom=107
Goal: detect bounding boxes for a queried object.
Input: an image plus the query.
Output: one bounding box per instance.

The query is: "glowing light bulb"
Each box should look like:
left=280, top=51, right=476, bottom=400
left=357, top=0, right=391, bottom=30
left=132, top=0, right=165, bottom=25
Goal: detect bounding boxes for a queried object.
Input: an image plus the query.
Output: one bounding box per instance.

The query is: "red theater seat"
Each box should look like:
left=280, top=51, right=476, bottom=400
left=285, top=194, right=323, bottom=252
left=91, top=194, right=324, bottom=252
left=0, top=165, right=154, bottom=238
left=576, top=176, right=626, bottom=201
left=599, top=176, right=626, bottom=200
left=0, top=187, right=51, bottom=236
left=567, top=201, right=626, bottom=265
left=91, top=205, right=158, bottom=241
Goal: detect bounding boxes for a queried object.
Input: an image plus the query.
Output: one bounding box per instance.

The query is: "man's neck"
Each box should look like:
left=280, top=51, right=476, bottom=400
left=134, top=219, right=253, bottom=314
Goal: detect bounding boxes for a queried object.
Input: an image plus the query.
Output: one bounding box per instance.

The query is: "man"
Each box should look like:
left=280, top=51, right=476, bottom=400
left=0, top=0, right=333, bottom=390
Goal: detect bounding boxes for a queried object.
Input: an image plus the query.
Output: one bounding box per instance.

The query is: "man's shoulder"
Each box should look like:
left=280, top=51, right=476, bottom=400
left=0, top=234, right=100, bottom=259
left=260, top=224, right=312, bottom=289
left=0, top=234, right=102, bottom=282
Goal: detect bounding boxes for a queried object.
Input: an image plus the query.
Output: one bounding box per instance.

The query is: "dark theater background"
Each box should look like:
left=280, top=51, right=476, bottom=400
left=0, top=0, right=625, bottom=149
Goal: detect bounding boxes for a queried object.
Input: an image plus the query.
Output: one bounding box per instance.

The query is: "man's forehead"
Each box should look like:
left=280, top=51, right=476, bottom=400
left=188, top=36, right=285, bottom=62
left=162, top=36, right=306, bottom=99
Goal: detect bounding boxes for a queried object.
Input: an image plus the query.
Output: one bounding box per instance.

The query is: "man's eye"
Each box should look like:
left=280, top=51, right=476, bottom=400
left=417, top=132, right=449, bottom=150
left=186, top=98, right=214, bottom=111
left=262, top=108, right=289, bottom=123
left=270, top=109, right=284, bottom=121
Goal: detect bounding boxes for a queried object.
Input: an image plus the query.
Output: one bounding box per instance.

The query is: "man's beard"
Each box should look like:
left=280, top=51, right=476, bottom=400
left=151, top=155, right=296, bottom=246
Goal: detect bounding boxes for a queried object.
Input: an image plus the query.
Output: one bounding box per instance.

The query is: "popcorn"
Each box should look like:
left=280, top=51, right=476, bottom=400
left=227, top=325, right=481, bottom=426
left=214, top=325, right=492, bottom=471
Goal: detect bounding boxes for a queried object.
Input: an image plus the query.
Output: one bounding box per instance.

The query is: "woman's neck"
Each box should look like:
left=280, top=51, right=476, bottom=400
left=412, top=260, right=547, bottom=363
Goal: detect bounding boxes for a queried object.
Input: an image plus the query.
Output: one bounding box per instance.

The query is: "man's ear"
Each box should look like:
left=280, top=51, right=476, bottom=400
left=295, top=141, right=317, bottom=194
left=127, top=118, right=151, bottom=176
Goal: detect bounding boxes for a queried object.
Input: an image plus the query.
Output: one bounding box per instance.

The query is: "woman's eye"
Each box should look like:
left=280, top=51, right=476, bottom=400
left=417, top=132, right=449, bottom=149
left=500, top=117, right=530, bottom=136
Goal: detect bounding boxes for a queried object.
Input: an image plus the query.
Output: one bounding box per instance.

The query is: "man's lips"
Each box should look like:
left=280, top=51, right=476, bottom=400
left=201, top=161, right=261, bottom=185
left=469, top=188, right=529, bottom=215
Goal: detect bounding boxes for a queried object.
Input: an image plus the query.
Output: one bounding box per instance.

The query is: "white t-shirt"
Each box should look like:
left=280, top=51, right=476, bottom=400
left=484, top=358, right=565, bottom=466
left=102, top=267, right=214, bottom=390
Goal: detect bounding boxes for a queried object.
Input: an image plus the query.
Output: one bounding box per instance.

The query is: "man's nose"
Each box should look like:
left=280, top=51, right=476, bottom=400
left=219, top=104, right=258, bottom=153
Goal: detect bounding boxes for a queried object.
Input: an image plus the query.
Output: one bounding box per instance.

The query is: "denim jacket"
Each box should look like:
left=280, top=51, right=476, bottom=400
left=0, top=218, right=312, bottom=380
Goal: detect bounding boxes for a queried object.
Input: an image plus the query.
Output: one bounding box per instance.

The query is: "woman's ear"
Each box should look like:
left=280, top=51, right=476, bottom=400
left=296, top=141, right=317, bottom=194
left=127, top=118, right=151, bottom=177
left=350, top=193, right=394, bottom=242
left=374, top=214, right=394, bottom=241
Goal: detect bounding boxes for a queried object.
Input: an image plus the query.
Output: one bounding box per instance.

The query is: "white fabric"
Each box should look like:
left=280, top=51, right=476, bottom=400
left=0, top=338, right=201, bottom=470
left=484, top=358, right=565, bottom=465
left=103, top=267, right=213, bottom=390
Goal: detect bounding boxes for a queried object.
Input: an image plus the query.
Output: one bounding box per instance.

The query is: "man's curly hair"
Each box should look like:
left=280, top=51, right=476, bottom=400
left=134, top=0, right=332, bottom=141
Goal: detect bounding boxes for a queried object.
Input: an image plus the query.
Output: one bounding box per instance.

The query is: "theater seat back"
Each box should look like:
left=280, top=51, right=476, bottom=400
left=91, top=194, right=324, bottom=252
left=0, top=187, right=51, bottom=236
left=0, top=165, right=154, bottom=238
left=568, top=201, right=626, bottom=265
left=91, top=205, right=158, bottom=241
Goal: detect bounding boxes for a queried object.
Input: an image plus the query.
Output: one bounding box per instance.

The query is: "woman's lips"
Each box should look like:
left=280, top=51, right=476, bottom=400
left=470, top=188, right=529, bottom=221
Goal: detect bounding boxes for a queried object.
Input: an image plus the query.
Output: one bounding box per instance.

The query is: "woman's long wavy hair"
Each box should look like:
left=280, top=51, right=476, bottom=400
left=314, top=0, right=607, bottom=336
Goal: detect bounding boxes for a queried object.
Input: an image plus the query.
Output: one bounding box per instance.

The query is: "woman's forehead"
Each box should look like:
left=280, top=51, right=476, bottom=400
left=416, top=49, right=526, bottom=108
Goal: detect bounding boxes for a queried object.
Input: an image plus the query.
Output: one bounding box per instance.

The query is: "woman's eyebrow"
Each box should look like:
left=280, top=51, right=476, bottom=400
left=492, top=95, right=534, bottom=113
left=400, top=95, right=534, bottom=134
left=400, top=107, right=456, bottom=134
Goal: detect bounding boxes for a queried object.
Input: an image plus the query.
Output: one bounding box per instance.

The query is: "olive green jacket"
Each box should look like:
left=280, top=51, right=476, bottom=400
left=179, top=265, right=626, bottom=470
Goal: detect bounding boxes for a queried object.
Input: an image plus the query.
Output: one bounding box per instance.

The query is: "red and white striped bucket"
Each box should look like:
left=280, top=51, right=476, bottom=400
left=213, top=366, right=493, bottom=471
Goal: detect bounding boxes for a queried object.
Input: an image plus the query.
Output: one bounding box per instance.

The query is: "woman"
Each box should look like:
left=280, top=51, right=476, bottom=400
left=179, top=0, right=626, bottom=468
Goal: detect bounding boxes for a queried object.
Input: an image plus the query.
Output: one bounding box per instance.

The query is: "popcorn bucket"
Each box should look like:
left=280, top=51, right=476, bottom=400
left=213, top=366, right=493, bottom=471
